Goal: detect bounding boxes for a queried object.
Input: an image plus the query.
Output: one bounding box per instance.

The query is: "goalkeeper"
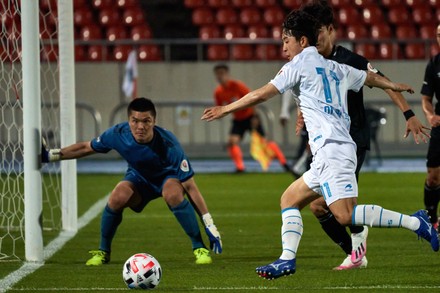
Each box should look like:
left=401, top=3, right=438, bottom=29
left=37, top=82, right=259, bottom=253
left=42, top=97, right=222, bottom=266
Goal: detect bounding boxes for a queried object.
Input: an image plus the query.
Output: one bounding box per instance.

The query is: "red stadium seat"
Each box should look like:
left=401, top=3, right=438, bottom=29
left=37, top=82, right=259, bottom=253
left=362, top=5, right=384, bottom=25
left=336, top=26, right=346, bottom=40
left=208, top=0, right=229, bottom=7
left=378, top=43, right=403, bottom=59
left=430, top=0, right=440, bottom=7
left=405, top=43, right=426, bottom=59
left=406, top=0, right=426, bottom=7
left=40, top=25, right=56, bottom=39
left=184, top=0, right=205, bottom=8
left=216, top=8, right=238, bottom=25
left=354, top=43, right=378, bottom=60
left=420, top=25, right=437, bottom=39
left=192, top=8, right=214, bottom=25
left=92, top=0, right=113, bottom=9
left=138, top=45, right=162, bottom=61
left=412, top=6, right=435, bottom=25
left=370, top=24, right=392, bottom=39
left=106, top=26, right=128, bottom=41
left=240, top=8, right=261, bottom=25
left=338, top=7, right=360, bottom=26
left=353, top=0, right=376, bottom=6
left=87, top=45, right=108, bottom=61
left=73, top=0, right=87, bottom=9
left=74, top=45, right=87, bottom=61
left=80, top=24, right=102, bottom=40
left=431, top=42, right=439, bottom=56
left=40, top=45, right=58, bottom=62
left=255, top=0, right=277, bottom=7
left=117, top=0, right=139, bottom=9
left=74, top=8, right=93, bottom=27
left=99, top=8, right=120, bottom=27
left=247, top=25, right=269, bottom=39
left=231, top=0, right=252, bottom=6
left=223, top=24, right=245, bottom=39
left=388, top=6, right=410, bottom=25
left=395, top=25, right=417, bottom=39
left=282, top=0, right=302, bottom=8
left=381, top=0, right=401, bottom=7
left=264, top=7, right=284, bottom=26
left=437, top=8, right=440, bottom=23
left=329, top=0, right=351, bottom=7
left=130, top=25, right=152, bottom=40
left=346, top=25, right=368, bottom=39
left=40, top=10, right=58, bottom=28
left=40, top=0, right=57, bottom=11
left=123, top=8, right=145, bottom=26
left=255, top=44, right=282, bottom=60
left=271, top=26, right=282, bottom=39
left=199, top=25, right=221, bottom=39
left=112, top=45, right=132, bottom=61
left=207, top=44, right=229, bottom=60
left=231, top=44, right=253, bottom=60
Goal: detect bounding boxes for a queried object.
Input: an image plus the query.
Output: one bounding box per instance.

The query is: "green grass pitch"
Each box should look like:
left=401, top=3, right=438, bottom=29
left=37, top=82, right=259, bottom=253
left=1, top=172, right=439, bottom=292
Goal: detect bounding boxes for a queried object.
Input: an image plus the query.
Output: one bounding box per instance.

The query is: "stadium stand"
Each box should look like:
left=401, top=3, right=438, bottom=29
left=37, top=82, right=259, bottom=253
left=27, top=0, right=440, bottom=61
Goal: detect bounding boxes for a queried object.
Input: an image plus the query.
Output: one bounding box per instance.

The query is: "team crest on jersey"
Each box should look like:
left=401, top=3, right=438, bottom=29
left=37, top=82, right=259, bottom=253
left=180, top=159, right=189, bottom=172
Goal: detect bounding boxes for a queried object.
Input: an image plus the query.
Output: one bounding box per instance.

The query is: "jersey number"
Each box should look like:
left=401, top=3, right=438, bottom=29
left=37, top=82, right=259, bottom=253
left=316, top=67, right=341, bottom=105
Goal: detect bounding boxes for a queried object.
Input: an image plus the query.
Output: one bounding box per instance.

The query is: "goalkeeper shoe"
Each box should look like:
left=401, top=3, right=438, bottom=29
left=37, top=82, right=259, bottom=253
left=85, top=250, right=110, bottom=266
left=351, top=226, right=368, bottom=264
left=194, top=248, right=212, bottom=265
left=333, top=255, right=368, bottom=271
left=412, top=210, right=439, bottom=252
left=256, top=258, right=296, bottom=280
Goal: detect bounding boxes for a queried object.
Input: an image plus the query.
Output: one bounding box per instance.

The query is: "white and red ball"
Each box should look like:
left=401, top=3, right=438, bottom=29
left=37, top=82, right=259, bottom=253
left=122, top=253, right=162, bottom=290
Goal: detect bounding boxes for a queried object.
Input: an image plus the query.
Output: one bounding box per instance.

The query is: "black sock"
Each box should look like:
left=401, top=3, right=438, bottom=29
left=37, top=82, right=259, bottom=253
left=348, top=225, right=364, bottom=234
left=318, top=212, right=352, bottom=255
left=424, top=183, right=440, bottom=224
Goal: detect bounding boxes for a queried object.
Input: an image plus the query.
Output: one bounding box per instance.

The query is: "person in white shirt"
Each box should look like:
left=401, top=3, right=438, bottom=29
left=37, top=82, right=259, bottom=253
left=201, top=9, right=437, bottom=279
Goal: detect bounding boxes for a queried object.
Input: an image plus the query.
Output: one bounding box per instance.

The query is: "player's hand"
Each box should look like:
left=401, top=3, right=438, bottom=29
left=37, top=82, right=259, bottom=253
left=295, top=115, right=305, bottom=136
left=404, top=116, right=431, bottom=144
left=41, top=138, right=61, bottom=162
left=393, top=83, right=414, bottom=94
left=428, top=115, right=440, bottom=128
left=201, top=106, right=227, bottom=122
left=205, top=224, right=222, bottom=254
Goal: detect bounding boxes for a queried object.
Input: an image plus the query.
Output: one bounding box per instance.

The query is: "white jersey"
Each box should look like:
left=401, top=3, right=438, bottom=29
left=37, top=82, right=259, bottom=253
left=270, top=46, right=367, bottom=155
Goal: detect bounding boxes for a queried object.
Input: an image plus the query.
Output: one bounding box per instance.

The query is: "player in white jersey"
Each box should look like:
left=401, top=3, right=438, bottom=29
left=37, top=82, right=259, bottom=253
left=202, top=10, right=438, bottom=279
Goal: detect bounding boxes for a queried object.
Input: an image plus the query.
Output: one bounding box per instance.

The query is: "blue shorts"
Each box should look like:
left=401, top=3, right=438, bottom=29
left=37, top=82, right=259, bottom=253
left=123, top=161, right=194, bottom=212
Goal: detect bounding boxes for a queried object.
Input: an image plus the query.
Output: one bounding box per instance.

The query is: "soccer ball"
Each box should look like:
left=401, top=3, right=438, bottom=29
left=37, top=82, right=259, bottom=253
left=122, top=253, right=162, bottom=290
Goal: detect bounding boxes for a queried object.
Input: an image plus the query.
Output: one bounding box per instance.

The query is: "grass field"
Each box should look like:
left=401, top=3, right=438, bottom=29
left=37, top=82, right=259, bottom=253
left=1, top=172, right=439, bottom=292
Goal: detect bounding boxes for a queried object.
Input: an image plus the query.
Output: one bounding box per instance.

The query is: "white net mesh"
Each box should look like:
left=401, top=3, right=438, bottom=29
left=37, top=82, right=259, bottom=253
left=0, top=0, right=62, bottom=260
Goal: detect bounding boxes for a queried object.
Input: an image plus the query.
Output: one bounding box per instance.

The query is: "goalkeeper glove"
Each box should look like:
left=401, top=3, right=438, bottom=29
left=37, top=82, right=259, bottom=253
left=41, top=138, right=61, bottom=163
left=202, top=213, right=222, bottom=254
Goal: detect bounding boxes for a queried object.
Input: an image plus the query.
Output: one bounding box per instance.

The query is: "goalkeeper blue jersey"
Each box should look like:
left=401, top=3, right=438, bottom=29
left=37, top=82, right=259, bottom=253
left=91, top=123, right=194, bottom=188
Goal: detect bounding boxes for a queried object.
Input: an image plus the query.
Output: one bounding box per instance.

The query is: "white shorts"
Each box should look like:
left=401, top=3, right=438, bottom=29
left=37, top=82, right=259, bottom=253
left=303, top=141, right=358, bottom=206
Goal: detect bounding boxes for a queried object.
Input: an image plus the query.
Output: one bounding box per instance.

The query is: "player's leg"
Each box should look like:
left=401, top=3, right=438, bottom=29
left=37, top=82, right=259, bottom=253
left=227, top=120, right=245, bottom=172
left=163, top=178, right=211, bottom=264
left=424, top=129, right=440, bottom=229
left=86, top=180, right=142, bottom=266
left=256, top=176, right=320, bottom=279
left=182, top=177, right=222, bottom=254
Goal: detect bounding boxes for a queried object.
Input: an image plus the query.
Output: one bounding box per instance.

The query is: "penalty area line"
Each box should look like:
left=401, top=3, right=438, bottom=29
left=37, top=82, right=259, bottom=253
left=0, top=194, right=109, bottom=293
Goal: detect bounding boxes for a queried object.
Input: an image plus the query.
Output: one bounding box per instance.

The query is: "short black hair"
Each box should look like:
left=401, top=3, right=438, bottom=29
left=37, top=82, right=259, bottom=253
left=127, top=97, right=156, bottom=118
left=213, top=64, right=229, bottom=72
left=283, top=10, right=320, bottom=46
left=301, top=0, right=336, bottom=28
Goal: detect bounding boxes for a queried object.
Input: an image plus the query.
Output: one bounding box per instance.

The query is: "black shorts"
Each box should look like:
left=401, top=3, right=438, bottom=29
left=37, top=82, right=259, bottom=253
left=427, top=126, right=440, bottom=168
left=231, top=115, right=265, bottom=138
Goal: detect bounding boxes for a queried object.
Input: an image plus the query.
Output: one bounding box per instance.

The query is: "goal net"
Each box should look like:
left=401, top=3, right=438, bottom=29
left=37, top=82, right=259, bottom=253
left=0, top=0, right=63, bottom=260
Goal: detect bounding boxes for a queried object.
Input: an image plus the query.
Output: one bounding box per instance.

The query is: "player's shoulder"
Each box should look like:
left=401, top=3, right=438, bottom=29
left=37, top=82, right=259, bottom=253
left=154, top=125, right=179, bottom=142
left=105, top=122, right=129, bottom=135
left=333, top=45, right=369, bottom=70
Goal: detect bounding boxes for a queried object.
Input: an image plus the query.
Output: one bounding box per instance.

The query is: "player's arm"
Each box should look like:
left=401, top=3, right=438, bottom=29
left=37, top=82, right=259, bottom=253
left=280, top=92, right=292, bottom=127
left=202, top=83, right=279, bottom=121
left=42, top=141, right=95, bottom=163
left=364, top=71, right=414, bottom=93
left=422, top=94, right=440, bottom=127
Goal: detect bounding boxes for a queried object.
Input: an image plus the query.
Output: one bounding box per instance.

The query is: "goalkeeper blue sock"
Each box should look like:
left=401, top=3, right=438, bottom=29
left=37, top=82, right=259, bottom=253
left=170, top=198, right=205, bottom=250
left=99, top=204, right=123, bottom=253
left=352, top=204, right=419, bottom=230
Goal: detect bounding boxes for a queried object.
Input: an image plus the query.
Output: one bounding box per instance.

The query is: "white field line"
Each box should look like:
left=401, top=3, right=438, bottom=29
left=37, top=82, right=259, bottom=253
left=0, top=195, right=109, bottom=293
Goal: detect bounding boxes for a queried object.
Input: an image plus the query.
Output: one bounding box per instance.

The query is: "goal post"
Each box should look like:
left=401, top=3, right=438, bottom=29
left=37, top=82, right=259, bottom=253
left=58, top=0, right=77, bottom=233
left=22, top=0, right=43, bottom=262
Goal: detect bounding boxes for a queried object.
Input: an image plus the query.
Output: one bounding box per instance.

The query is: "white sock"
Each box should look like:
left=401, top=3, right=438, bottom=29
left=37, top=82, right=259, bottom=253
left=279, top=208, right=303, bottom=260
left=352, top=204, right=420, bottom=231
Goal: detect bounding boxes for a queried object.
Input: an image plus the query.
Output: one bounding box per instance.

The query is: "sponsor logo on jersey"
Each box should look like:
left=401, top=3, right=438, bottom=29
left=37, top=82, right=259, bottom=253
left=345, top=184, right=353, bottom=192
left=180, top=159, right=189, bottom=172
